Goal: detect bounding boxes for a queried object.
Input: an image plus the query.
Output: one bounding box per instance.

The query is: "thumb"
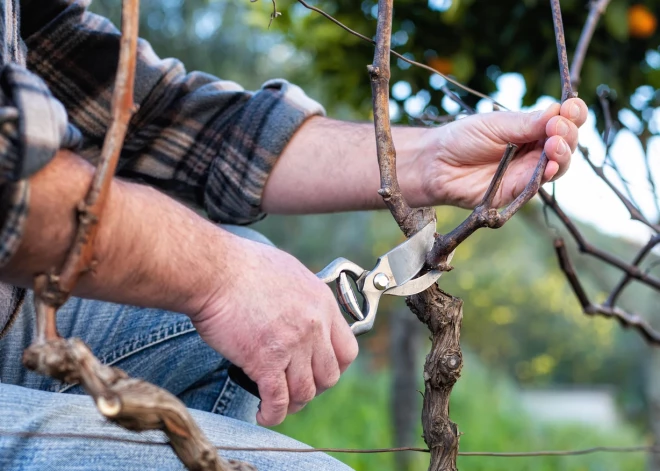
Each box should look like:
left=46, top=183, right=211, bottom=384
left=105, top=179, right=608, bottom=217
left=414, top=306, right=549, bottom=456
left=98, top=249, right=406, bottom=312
left=481, top=103, right=561, bottom=144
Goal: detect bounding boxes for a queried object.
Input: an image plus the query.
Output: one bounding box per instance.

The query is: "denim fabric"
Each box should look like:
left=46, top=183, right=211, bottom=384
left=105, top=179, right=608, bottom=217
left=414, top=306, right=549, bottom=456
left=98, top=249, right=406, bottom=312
left=0, top=384, right=349, bottom=470
left=0, top=225, right=353, bottom=470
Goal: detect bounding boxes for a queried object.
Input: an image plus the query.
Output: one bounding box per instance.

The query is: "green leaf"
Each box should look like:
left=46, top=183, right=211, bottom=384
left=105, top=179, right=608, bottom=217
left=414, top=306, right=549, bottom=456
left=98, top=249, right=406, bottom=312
left=604, top=0, right=629, bottom=42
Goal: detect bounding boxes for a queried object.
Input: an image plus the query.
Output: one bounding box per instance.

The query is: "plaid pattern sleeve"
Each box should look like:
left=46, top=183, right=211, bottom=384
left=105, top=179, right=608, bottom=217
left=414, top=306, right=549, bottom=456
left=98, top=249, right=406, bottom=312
left=24, top=0, right=325, bottom=225
left=0, top=0, right=80, bottom=268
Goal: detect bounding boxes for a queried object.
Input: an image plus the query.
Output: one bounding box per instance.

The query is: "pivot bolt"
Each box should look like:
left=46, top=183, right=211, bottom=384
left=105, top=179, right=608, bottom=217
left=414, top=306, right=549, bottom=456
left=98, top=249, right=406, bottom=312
left=373, top=273, right=390, bottom=291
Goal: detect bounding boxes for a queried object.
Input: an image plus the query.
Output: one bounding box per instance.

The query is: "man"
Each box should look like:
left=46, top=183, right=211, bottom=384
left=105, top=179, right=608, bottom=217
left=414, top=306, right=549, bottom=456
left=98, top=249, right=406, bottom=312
left=0, top=0, right=588, bottom=469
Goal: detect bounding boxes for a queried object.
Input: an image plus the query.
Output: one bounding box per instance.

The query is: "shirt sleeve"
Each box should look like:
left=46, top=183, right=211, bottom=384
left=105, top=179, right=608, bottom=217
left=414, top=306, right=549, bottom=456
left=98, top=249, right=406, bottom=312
left=0, top=0, right=81, bottom=267
left=24, top=0, right=325, bottom=225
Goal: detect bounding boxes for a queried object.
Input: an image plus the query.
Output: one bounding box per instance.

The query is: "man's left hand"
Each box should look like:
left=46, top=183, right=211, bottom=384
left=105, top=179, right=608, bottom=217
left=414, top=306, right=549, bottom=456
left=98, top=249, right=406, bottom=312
left=414, top=98, right=588, bottom=209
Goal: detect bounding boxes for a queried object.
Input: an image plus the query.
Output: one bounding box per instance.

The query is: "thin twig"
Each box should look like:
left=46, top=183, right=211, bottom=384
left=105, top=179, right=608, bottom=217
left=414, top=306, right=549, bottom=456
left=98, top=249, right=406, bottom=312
left=440, top=85, right=476, bottom=114
left=539, top=188, right=660, bottom=291
left=553, top=238, right=660, bottom=345
left=578, top=145, right=659, bottom=232
left=606, top=234, right=660, bottom=307
left=570, top=0, right=611, bottom=90
left=250, top=0, right=281, bottom=27
left=369, top=0, right=419, bottom=233
left=597, top=90, right=642, bottom=211
left=639, top=132, right=660, bottom=222
left=295, top=0, right=507, bottom=110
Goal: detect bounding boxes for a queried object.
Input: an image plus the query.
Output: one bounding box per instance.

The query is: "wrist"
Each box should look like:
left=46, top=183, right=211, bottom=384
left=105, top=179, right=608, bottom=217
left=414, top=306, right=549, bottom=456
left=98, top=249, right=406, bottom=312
left=84, top=178, right=236, bottom=319
left=394, top=125, right=444, bottom=208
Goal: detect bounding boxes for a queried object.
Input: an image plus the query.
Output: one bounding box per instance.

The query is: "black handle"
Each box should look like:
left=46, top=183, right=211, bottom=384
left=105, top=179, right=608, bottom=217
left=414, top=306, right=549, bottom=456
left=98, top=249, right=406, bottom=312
left=228, top=365, right=261, bottom=399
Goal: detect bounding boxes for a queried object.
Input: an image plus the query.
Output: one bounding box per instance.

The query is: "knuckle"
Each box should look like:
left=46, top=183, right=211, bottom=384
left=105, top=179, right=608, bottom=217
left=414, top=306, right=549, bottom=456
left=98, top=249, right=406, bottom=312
left=321, top=369, right=341, bottom=390
left=261, top=377, right=287, bottom=399
left=269, top=395, right=290, bottom=412
left=292, top=381, right=316, bottom=404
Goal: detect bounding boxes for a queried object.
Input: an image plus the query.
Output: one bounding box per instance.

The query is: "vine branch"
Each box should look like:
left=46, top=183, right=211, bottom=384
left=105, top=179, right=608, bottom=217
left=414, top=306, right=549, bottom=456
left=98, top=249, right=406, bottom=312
left=21, top=2, right=253, bottom=469
left=427, top=0, right=575, bottom=265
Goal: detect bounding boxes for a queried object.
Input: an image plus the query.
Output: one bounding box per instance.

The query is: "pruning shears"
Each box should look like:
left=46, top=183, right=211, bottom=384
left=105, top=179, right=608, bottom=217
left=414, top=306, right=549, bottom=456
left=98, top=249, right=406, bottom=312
left=229, top=220, right=452, bottom=398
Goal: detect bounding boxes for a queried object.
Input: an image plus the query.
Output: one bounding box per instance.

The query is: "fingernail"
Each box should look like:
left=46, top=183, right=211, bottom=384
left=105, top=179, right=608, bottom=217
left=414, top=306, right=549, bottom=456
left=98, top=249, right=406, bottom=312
left=557, top=119, right=569, bottom=136
left=557, top=139, right=567, bottom=155
left=570, top=103, right=580, bottom=120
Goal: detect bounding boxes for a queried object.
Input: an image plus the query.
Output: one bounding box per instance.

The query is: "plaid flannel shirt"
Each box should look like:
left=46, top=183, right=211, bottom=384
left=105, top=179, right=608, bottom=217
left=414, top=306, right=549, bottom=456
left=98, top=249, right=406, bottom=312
left=0, top=0, right=325, bottom=269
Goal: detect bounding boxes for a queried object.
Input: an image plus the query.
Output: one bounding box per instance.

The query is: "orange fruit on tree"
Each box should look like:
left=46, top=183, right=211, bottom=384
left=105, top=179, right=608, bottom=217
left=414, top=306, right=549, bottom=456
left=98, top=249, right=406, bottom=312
left=427, top=56, right=453, bottom=75
left=628, top=4, right=657, bottom=39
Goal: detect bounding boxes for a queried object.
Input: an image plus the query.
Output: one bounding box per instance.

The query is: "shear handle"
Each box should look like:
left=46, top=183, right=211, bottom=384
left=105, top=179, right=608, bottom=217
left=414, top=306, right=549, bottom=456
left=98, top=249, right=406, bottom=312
left=316, top=257, right=365, bottom=284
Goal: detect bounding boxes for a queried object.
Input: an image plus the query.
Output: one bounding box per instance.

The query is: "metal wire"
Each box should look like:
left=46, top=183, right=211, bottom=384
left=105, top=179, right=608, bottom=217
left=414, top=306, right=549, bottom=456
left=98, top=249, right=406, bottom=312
left=0, top=430, right=656, bottom=458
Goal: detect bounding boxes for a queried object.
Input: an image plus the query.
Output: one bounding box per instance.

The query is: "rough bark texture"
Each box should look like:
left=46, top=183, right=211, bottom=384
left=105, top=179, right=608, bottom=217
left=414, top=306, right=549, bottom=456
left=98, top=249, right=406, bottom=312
left=407, top=286, right=463, bottom=471
left=367, top=1, right=460, bottom=468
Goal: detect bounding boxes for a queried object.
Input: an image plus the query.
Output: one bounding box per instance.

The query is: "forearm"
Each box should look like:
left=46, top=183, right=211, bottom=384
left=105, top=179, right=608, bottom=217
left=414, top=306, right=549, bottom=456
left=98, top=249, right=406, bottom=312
left=262, top=117, right=431, bottom=214
left=0, top=150, right=232, bottom=316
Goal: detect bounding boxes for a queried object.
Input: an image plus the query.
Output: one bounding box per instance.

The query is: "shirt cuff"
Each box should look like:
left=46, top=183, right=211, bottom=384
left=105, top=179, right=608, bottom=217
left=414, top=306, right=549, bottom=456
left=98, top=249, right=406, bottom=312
left=204, top=79, right=325, bottom=225
left=0, top=180, right=28, bottom=267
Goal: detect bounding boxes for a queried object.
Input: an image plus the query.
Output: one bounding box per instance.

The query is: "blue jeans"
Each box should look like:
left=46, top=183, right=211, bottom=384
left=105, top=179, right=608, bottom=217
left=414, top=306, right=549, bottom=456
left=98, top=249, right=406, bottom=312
left=0, top=226, right=352, bottom=470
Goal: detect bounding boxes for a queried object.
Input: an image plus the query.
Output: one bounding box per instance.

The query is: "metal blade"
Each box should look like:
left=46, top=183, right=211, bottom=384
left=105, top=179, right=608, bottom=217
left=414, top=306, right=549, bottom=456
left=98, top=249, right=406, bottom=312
left=381, top=220, right=436, bottom=287
left=385, top=249, right=455, bottom=296
left=385, top=269, right=441, bottom=296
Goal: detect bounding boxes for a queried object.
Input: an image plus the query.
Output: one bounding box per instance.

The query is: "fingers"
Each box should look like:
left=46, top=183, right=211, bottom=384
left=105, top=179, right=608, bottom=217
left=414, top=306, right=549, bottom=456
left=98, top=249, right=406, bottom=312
left=256, top=372, right=290, bottom=427
left=560, top=98, right=588, bottom=127
left=539, top=98, right=586, bottom=181
left=331, top=316, right=359, bottom=373
left=543, top=136, right=570, bottom=181
left=286, top=355, right=316, bottom=415
left=312, top=336, right=341, bottom=395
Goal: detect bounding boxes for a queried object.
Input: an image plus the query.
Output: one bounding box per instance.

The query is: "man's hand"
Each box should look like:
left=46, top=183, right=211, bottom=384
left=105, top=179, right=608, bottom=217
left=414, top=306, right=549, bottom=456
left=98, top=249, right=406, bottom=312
left=262, top=98, right=589, bottom=214
left=191, top=234, right=359, bottom=427
left=0, top=150, right=358, bottom=428
left=415, top=98, right=589, bottom=209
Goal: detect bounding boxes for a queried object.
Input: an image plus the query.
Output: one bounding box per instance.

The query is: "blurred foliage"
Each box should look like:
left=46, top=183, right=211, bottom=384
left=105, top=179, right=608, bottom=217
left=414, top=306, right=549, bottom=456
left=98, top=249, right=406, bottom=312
left=275, top=353, right=646, bottom=470
left=261, top=0, right=660, bottom=129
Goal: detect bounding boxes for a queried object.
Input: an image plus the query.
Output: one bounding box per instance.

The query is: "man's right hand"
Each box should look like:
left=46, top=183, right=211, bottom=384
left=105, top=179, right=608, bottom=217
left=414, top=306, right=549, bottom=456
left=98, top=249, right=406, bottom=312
left=190, top=233, right=359, bottom=427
